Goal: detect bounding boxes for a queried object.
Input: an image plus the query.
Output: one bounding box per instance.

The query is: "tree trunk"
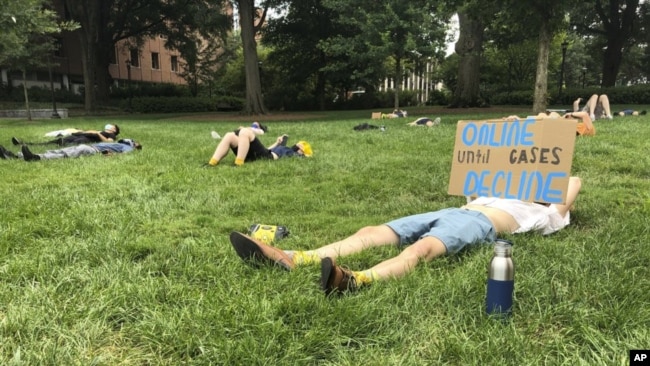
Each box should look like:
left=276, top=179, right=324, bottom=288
left=393, top=57, right=401, bottom=110
left=239, top=0, right=267, bottom=115
left=78, top=31, right=97, bottom=114
left=65, top=0, right=99, bottom=114
left=450, top=11, right=483, bottom=108
left=532, top=19, right=551, bottom=114
left=601, top=43, right=623, bottom=87
left=316, top=69, right=326, bottom=111
left=598, top=0, right=639, bottom=87
left=22, top=69, right=32, bottom=121
left=95, top=1, right=112, bottom=104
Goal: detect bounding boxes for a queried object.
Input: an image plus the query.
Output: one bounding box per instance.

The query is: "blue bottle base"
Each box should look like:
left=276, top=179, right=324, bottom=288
left=486, top=279, right=514, bottom=317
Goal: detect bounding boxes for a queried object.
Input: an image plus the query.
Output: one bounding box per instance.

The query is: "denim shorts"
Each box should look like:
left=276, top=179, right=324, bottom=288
left=385, top=208, right=496, bottom=254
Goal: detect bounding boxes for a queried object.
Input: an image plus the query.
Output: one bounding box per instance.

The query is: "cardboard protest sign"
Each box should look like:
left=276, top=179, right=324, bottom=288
left=448, top=117, right=577, bottom=204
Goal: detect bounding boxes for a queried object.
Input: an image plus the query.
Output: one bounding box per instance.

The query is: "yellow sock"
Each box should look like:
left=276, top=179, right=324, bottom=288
left=292, top=251, right=321, bottom=266
left=209, top=158, right=219, bottom=166
left=353, top=270, right=378, bottom=285
left=234, top=158, right=245, bottom=166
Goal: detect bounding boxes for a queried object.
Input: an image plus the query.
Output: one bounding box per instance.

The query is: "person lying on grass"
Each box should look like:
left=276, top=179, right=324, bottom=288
left=506, top=111, right=595, bottom=137
left=573, top=94, right=613, bottom=120
left=11, top=124, right=120, bottom=147
left=614, top=109, right=647, bottom=117
left=0, top=139, right=141, bottom=161
left=207, top=127, right=313, bottom=167
left=229, top=176, right=582, bottom=296
left=406, top=117, right=441, bottom=127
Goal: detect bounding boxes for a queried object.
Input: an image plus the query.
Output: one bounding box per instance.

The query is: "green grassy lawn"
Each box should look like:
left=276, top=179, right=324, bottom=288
left=1, top=107, right=649, bottom=365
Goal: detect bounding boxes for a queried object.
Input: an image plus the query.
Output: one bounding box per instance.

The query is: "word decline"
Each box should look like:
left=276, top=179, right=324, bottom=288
left=463, top=170, right=567, bottom=203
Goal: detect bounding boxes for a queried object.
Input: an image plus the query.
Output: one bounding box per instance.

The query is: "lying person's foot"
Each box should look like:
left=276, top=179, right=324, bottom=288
left=0, top=145, right=13, bottom=159
left=21, top=145, right=40, bottom=161
left=320, top=257, right=357, bottom=295
left=211, top=131, right=221, bottom=139
left=11, top=137, right=22, bottom=145
left=229, top=231, right=294, bottom=270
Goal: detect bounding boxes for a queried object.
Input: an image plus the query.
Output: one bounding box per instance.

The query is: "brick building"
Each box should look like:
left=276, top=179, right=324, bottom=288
left=1, top=1, right=231, bottom=95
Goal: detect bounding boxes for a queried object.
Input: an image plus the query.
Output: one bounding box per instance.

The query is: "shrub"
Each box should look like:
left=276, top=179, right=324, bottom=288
left=121, top=96, right=244, bottom=113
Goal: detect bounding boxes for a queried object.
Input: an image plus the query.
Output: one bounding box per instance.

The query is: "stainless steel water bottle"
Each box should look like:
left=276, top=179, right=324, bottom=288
left=486, top=239, right=514, bottom=317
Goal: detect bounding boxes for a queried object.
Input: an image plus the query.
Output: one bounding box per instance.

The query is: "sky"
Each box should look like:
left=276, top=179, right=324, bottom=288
left=446, top=14, right=459, bottom=56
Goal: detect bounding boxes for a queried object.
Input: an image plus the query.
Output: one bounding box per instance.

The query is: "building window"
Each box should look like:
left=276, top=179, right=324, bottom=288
left=129, top=49, right=139, bottom=67
left=171, top=56, right=178, bottom=72
left=53, top=38, right=64, bottom=57
left=151, top=52, right=160, bottom=70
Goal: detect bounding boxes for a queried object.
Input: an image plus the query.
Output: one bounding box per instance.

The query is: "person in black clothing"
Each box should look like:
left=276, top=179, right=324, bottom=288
left=11, top=124, right=120, bottom=147
left=206, top=127, right=312, bottom=166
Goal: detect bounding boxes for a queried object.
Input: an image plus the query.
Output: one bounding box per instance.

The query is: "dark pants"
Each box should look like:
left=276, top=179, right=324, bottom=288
left=232, top=129, right=273, bottom=162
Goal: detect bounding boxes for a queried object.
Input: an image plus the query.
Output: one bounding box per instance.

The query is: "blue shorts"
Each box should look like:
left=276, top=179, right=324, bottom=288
left=385, top=208, right=496, bottom=254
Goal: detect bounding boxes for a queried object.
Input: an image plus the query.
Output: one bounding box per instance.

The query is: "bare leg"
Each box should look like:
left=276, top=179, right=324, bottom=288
left=314, top=225, right=446, bottom=282
left=312, top=225, right=399, bottom=259
left=234, top=128, right=256, bottom=162
left=584, top=94, right=599, bottom=118
left=367, top=236, right=447, bottom=279
left=211, top=131, right=239, bottom=162
left=597, top=95, right=613, bottom=118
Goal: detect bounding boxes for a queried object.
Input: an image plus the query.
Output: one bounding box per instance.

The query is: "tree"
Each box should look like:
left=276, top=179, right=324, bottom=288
left=0, top=0, right=77, bottom=119
left=450, top=9, right=485, bottom=107
left=262, top=0, right=345, bottom=110
left=571, top=0, right=643, bottom=87
left=61, top=0, right=230, bottom=113
left=234, top=0, right=268, bottom=114
left=321, top=0, right=447, bottom=110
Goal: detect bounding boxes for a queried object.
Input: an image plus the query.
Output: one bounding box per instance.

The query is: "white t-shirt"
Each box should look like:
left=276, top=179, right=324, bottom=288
left=468, top=197, right=570, bottom=235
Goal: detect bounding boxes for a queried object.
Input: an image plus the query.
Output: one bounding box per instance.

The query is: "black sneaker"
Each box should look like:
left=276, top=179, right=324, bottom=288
left=0, top=145, right=17, bottom=159
left=0, top=145, right=8, bottom=159
left=21, top=145, right=40, bottom=161
left=280, top=135, right=289, bottom=146
left=11, top=137, right=22, bottom=145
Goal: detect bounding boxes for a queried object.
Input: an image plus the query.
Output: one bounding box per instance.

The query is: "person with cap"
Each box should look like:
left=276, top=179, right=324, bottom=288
left=11, top=124, right=120, bottom=147
left=6, top=139, right=141, bottom=161
left=207, top=127, right=312, bottom=167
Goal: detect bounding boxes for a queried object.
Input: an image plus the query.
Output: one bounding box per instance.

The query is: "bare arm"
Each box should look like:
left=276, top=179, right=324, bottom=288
left=266, top=135, right=286, bottom=150
left=564, top=111, right=595, bottom=134
left=554, top=176, right=582, bottom=217
left=96, top=132, right=114, bottom=142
